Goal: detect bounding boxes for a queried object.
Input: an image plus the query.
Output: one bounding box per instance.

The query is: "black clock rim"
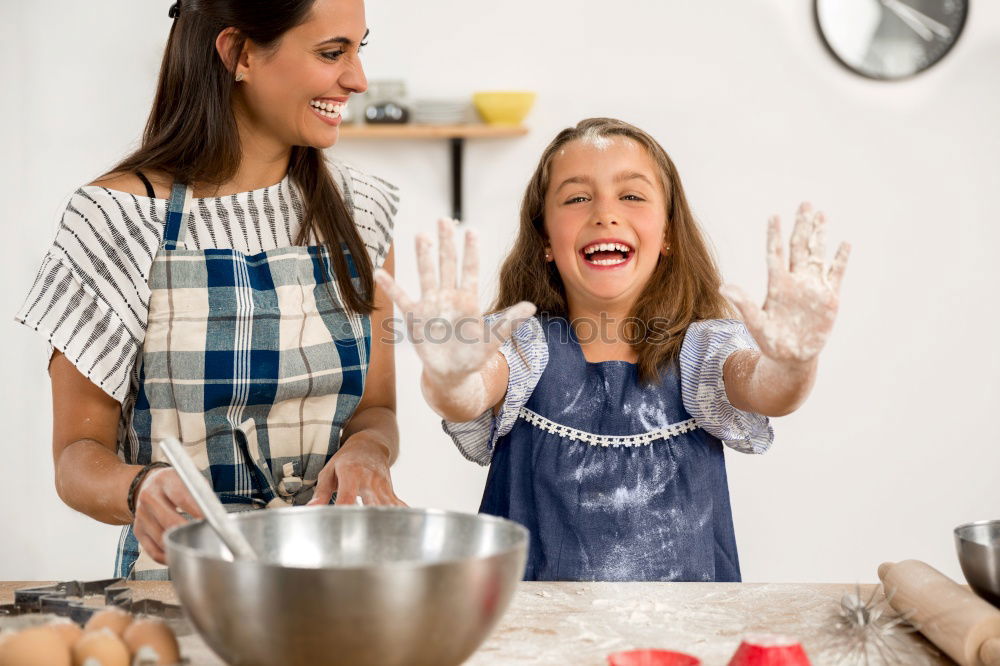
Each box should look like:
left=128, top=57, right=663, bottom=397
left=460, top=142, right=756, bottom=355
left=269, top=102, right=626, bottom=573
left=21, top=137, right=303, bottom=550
left=812, top=0, right=969, bottom=81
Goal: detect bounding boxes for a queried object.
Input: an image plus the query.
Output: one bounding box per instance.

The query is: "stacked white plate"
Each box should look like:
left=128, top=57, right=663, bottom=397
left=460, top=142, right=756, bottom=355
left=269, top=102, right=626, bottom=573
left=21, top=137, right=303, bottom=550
left=410, top=99, right=472, bottom=125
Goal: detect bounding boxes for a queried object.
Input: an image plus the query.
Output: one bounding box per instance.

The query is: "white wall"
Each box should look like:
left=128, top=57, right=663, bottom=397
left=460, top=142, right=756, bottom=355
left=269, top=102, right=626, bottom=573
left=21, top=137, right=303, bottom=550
left=1, top=0, right=997, bottom=584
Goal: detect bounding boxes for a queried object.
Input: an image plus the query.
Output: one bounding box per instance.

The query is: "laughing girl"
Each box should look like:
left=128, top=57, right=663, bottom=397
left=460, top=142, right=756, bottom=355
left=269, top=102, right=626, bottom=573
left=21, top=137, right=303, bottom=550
left=376, top=117, right=850, bottom=582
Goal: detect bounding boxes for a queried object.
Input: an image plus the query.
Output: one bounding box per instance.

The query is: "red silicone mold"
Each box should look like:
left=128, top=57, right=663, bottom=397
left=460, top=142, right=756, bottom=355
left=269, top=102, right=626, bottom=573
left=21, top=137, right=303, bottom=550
left=607, top=649, right=702, bottom=666
left=727, top=635, right=811, bottom=666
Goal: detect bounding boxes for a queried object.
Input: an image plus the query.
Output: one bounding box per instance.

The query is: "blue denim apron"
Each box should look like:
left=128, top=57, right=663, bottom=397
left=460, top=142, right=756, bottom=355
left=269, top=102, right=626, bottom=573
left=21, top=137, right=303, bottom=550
left=481, top=316, right=741, bottom=582
left=116, top=182, right=371, bottom=579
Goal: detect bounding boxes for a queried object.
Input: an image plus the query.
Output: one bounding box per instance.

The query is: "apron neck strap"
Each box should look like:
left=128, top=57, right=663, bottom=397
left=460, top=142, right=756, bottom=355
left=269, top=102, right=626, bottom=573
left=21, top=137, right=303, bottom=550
left=164, top=182, right=192, bottom=249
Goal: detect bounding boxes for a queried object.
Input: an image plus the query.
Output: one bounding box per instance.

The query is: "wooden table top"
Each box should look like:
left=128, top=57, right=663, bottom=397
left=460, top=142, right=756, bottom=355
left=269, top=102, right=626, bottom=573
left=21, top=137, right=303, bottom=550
left=0, top=580, right=953, bottom=665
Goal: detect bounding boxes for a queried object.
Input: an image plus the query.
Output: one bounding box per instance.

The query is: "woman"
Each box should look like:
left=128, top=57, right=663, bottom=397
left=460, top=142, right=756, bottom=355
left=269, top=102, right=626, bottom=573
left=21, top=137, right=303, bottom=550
left=14, top=0, right=403, bottom=579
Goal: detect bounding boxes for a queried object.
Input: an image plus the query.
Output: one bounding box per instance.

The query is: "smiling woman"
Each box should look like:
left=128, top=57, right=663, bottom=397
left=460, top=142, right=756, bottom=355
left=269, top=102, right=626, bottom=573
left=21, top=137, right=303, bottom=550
left=13, top=0, right=405, bottom=580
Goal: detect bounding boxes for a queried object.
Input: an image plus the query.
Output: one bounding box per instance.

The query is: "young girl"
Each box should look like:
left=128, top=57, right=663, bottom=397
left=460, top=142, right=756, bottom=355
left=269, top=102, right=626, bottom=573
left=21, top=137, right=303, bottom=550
left=375, top=117, right=849, bottom=582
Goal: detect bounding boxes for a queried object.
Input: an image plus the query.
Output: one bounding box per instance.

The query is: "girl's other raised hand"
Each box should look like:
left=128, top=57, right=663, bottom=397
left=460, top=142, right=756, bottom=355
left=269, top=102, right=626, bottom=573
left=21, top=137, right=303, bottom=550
left=720, top=202, right=851, bottom=364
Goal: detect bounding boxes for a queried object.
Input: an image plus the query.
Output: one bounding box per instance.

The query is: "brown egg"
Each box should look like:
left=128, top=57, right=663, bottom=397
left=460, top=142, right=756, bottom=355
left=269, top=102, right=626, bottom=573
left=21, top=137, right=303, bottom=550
left=122, top=618, right=181, bottom=665
left=47, top=619, right=84, bottom=647
left=72, top=628, right=130, bottom=666
left=83, top=607, right=132, bottom=637
left=0, top=625, right=72, bottom=666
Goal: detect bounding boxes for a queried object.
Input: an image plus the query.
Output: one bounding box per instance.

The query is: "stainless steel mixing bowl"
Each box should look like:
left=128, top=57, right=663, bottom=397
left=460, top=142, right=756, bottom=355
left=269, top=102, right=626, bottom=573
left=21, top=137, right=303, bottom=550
left=955, top=519, right=1000, bottom=607
left=165, top=506, right=528, bottom=666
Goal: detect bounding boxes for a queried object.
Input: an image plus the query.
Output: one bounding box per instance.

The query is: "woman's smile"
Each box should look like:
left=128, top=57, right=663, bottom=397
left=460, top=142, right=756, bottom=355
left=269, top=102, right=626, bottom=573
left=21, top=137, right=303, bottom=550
left=309, top=97, right=347, bottom=125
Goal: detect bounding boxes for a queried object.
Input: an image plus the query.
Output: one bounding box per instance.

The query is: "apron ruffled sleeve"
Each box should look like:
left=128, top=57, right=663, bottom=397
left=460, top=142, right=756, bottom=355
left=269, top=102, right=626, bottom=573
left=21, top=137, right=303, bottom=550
left=679, top=318, right=774, bottom=454
left=14, top=188, right=163, bottom=403
left=442, top=314, right=548, bottom=465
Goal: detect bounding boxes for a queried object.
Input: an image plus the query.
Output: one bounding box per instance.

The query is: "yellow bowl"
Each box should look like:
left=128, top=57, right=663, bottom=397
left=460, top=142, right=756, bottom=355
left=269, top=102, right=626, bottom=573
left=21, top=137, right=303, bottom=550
left=473, top=91, right=536, bottom=126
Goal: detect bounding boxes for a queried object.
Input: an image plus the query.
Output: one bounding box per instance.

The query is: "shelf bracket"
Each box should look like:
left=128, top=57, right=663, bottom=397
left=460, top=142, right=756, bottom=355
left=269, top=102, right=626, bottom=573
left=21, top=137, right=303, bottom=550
left=450, top=137, right=464, bottom=222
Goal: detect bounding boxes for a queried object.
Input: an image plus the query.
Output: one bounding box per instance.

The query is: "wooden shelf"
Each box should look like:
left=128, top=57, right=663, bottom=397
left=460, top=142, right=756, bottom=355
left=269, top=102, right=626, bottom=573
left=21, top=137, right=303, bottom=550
left=337, top=123, right=530, bottom=220
left=338, top=123, right=528, bottom=140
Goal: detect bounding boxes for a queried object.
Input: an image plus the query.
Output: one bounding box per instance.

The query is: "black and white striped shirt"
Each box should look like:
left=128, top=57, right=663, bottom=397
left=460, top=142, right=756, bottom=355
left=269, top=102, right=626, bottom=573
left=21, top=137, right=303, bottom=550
left=14, top=160, right=398, bottom=404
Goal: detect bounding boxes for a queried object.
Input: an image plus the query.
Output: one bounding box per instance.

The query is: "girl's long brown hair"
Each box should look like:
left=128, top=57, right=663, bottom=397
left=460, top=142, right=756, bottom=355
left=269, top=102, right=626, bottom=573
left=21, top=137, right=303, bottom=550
left=494, top=118, right=733, bottom=384
left=108, top=0, right=373, bottom=314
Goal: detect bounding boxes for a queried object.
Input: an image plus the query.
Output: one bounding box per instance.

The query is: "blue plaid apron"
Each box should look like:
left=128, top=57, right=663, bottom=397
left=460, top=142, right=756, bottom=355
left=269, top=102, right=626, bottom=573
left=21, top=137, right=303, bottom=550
left=481, top=316, right=741, bottom=582
left=116, top=182, right=371, bottom=579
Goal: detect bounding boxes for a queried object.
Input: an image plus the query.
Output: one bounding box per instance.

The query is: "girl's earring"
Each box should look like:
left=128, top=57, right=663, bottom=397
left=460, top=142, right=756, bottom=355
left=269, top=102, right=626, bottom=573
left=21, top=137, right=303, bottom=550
left=544, top=249, right=553, bottom=261
left=235, top=72, right=246, bottom=82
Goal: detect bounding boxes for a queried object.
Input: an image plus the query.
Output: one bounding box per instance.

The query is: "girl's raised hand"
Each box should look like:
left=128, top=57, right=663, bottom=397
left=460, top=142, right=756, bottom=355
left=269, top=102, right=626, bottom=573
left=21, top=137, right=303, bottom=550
left=373, top=219, right=536, bottom=385
left=720, top=202, right=850, bottom=363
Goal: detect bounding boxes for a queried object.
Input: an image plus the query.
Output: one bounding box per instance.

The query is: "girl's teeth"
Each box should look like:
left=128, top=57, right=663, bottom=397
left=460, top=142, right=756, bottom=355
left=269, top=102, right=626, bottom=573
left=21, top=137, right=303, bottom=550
left=583, top=242, right=630, bottom=255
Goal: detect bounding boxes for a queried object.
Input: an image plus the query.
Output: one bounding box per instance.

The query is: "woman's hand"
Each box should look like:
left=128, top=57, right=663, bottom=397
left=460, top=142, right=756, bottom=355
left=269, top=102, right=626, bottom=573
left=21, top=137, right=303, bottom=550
left=373, top=219, right=535, bottom=389
left=307, top=435, right=406, bottom=507
left=721, top=202, right=850, bottom=364
left=132, top=468, right=204, bottom=565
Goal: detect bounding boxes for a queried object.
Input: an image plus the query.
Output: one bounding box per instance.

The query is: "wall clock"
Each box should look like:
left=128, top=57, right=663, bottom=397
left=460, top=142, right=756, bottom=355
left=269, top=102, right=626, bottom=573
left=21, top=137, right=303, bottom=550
left=815, top=0, right=968, bottom=80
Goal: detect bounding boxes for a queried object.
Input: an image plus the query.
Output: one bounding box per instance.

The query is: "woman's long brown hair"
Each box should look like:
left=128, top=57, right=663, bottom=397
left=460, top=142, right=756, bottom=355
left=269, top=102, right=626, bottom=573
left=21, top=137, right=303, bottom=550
left=493, top=118, right=733, bottom=384
left=108, top=0, right=373, bottom=314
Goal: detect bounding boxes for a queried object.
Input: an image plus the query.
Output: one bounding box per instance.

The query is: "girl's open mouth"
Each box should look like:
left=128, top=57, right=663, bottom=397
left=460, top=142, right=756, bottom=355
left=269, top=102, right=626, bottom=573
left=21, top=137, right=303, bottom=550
left=580, top=240, right=634, bottom=269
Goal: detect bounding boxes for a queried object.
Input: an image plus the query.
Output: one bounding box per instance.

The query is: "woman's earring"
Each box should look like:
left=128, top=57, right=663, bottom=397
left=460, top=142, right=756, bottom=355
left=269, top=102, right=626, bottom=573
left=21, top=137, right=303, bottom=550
left=235, top=72, right=245, bottom=82
left=544, top=249, right=553, bottom=261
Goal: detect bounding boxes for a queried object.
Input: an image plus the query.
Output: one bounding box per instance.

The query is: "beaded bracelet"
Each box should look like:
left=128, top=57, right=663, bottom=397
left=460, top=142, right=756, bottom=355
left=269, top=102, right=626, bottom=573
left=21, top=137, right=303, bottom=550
left=126, top=461, right=172, bottom=519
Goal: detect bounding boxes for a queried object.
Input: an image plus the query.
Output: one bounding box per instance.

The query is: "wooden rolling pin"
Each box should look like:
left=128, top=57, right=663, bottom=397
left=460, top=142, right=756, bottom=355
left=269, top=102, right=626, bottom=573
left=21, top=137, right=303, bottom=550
left=879, top=560, right=1000, bottom=666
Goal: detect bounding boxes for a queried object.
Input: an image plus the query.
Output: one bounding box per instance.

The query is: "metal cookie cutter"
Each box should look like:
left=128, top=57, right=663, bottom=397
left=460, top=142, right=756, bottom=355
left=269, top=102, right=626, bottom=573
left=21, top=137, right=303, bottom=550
left=0, top=577, right=188, bottom=632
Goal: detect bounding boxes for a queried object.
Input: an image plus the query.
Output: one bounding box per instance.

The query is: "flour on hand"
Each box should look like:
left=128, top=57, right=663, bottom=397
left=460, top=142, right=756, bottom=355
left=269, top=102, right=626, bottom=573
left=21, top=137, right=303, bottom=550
left=374, top=218, right=536, bottom=413
left=719, top=202, right=850, bottom=363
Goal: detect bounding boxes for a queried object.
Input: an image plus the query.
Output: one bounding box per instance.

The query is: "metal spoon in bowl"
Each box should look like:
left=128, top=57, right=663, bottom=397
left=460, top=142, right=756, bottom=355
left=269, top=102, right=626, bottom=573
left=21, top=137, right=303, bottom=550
left=160, top=437, right=258, bottom=562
